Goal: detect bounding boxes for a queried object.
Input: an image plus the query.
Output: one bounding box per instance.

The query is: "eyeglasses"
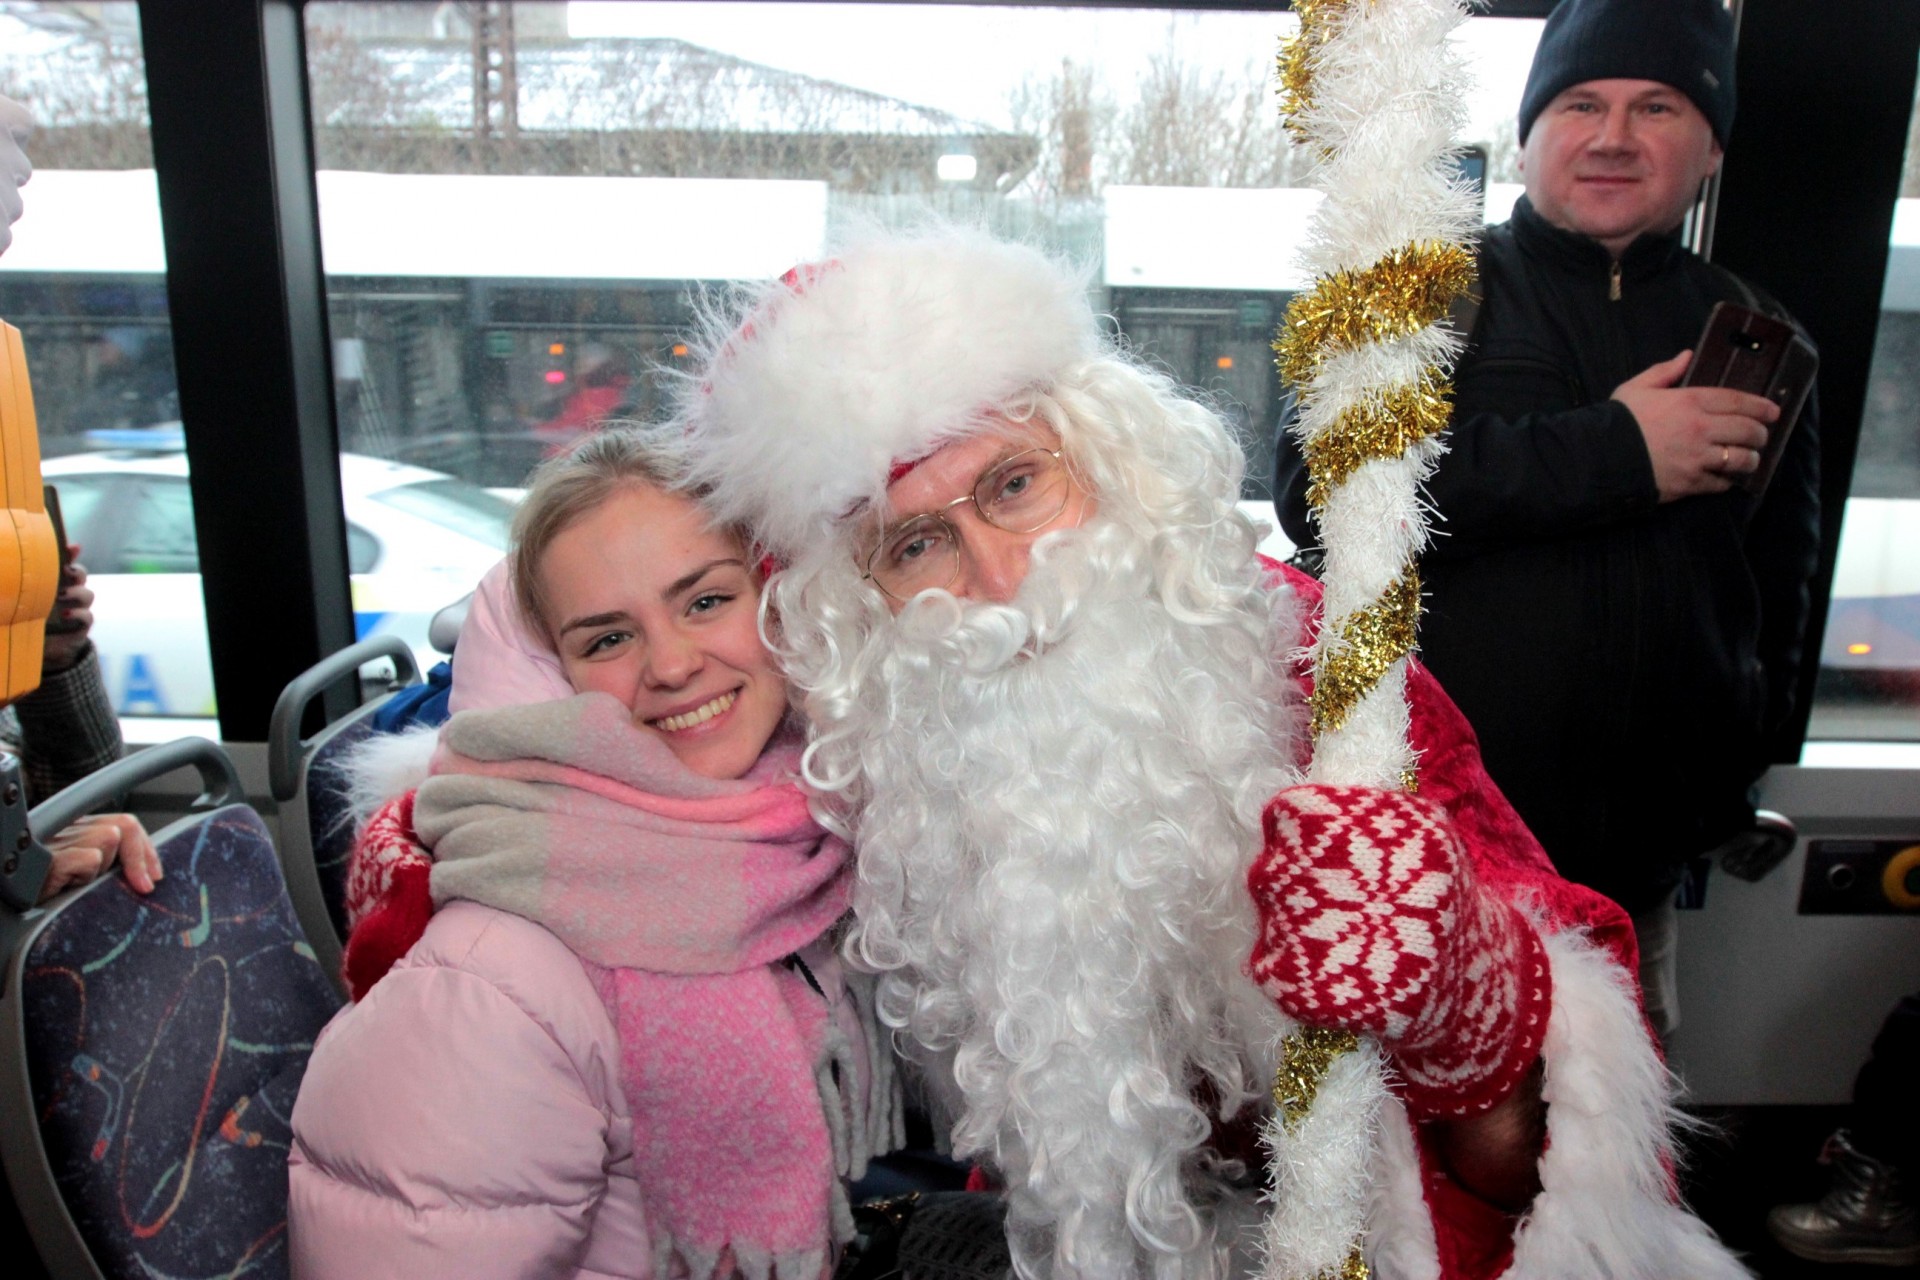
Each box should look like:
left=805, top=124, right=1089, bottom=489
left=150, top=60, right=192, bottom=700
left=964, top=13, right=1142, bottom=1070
left=861, top=447, right=1072, bottom=601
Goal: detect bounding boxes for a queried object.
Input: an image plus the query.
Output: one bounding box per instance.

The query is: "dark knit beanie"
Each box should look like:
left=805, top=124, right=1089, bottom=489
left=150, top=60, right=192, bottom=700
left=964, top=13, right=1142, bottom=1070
left=1519, top=0, right=1736, bottom=145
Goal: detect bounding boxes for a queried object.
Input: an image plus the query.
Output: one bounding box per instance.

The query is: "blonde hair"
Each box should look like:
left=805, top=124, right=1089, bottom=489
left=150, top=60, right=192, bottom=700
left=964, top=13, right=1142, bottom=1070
left=509, top=425, right=733, bottom=638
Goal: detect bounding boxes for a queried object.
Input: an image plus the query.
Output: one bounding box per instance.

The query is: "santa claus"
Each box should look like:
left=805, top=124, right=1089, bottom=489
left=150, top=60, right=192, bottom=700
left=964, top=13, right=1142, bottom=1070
left=669, top=228, right=1752, bottom=1280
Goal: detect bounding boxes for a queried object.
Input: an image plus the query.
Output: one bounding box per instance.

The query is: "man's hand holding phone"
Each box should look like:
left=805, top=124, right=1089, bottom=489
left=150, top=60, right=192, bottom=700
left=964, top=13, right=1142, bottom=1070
left=1614, top=350, right=1778, bottom=503
left=42, top=485, right=93, bottom=672
left=1617, top=302, right=1819, bottom=503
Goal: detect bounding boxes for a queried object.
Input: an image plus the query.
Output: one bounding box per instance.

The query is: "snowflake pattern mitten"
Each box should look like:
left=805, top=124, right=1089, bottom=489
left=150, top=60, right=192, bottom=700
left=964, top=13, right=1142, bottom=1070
left=1248, top=784, right=1551, bottom=1118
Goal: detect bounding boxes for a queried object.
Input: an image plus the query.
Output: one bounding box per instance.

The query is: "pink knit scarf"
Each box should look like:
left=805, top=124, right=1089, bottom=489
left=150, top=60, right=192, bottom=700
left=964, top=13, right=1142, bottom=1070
left=412, top=694, right=853, bottom=1280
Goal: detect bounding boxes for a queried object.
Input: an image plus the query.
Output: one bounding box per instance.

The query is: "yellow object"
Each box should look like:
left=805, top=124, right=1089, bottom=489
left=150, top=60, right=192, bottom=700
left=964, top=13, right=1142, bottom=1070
left=1274, top=240, right=1478, bottom=388
left=1277, top=0, right=1356, bottom=146
left=1274, top=1025, right=1363, bottom=1127
left=1883, top=844, right=1920, bottom=910
left=0, top=320, right=55, bottom=704
left=1301, top=373, right=1456, bottom=511
left=1310, top=564, right=1422, bottom=738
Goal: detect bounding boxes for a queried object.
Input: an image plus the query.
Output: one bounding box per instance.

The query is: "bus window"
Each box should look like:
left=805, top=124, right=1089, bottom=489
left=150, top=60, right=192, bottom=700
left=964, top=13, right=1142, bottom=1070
left=0, top=1, right=216, bottom=725
left=1806, top=76, right=1920, bottom=745
left=300, top=2, right=1545, bottom=570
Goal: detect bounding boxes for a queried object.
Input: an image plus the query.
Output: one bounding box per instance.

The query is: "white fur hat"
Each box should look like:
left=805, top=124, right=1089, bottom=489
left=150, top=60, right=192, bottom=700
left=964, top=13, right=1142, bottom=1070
left=681, top=229, right=1100, bottom=562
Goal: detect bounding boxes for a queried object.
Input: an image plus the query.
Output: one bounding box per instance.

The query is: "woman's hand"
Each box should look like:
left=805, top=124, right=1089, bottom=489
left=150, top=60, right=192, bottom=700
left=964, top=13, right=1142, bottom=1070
left=41, top=812, right=162, bottom=901
left=43, top=549, right=97, bottom=675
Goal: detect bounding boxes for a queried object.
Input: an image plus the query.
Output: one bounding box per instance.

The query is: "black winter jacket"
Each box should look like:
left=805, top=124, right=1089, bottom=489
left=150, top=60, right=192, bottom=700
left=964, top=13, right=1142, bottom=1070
left=1274, top=196, right=1822, bottom=914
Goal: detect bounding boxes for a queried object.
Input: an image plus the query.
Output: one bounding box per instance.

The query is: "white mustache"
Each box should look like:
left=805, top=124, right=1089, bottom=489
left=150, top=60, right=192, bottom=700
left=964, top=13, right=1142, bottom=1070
left=886, top=519, right=1152, bottom=675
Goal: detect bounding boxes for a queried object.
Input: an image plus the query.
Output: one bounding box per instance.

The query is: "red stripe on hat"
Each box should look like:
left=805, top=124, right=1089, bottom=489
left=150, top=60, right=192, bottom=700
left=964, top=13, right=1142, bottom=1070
left=780, top=261, right=840, bottom=291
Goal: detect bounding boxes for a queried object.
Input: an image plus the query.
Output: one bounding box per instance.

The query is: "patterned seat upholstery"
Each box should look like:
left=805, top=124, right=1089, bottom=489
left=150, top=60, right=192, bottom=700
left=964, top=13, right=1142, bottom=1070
left=9, top=804, right=342, bottom=1280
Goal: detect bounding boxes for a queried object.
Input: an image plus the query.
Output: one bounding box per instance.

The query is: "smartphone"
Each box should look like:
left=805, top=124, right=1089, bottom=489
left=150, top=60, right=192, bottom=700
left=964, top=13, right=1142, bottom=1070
left=1680, top=301, right=1819, bottom=496
left=42, top=483, right=85, bottom=635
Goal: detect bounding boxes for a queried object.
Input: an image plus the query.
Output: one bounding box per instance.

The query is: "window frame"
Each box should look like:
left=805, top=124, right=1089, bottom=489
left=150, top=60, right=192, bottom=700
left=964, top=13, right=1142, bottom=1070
left=138, top=0, right=356, bottom=738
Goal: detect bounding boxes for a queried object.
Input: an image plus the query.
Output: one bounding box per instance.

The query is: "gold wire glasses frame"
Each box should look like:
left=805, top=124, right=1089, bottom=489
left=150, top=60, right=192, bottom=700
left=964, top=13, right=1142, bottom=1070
left=860, top=447, right=1071, bottom=601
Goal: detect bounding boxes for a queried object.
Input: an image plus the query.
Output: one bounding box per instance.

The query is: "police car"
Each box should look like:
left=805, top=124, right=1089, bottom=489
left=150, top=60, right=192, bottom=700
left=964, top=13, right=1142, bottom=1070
left=42, top=443, right=513, bottom=718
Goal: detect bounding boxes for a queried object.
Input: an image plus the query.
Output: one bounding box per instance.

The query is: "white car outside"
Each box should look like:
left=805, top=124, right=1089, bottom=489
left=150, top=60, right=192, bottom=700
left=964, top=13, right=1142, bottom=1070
left=41, top=449, right=515, bottom=718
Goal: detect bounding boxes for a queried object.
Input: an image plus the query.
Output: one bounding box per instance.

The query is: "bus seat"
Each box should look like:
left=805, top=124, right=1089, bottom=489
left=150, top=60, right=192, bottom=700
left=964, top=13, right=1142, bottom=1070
left=0, top=738, right=342, bottom=1280
left=427, top=589, right=470, bottom=655
left=267, top=635, right=422, bottom=991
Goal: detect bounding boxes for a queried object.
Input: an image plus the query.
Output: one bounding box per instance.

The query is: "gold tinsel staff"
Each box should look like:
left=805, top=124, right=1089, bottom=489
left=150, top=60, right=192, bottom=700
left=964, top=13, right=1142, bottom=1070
left=1257, top=1, right=1480, bottom=1277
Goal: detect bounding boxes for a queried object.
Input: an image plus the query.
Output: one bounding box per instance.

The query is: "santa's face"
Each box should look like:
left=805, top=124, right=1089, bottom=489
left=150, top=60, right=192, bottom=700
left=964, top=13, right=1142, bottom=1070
left=814, top=482, right=1298, bottom=1279
left=863, top=422, right=1097, bottom=611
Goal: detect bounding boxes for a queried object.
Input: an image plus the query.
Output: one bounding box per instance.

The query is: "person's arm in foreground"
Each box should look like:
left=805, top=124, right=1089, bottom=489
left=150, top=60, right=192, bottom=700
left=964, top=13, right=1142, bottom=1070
left=288, top=938, right=612, bottom=1278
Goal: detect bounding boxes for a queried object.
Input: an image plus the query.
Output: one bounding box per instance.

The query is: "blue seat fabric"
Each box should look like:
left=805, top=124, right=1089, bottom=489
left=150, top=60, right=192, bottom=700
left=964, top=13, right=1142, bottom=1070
left=22, top=805, right=342, bottom=1280
left=305, top=660, right=452, bottom=942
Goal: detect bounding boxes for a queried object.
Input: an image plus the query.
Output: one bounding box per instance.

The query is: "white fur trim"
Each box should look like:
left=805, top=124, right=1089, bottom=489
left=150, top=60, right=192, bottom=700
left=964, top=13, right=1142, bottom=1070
left=1365, top=1093, right=1441, bottom=1280
left=338, top=722, right=438, bottom=831
left=1505, top=929, right=1752, bottom=1279
left=1354, top=927, right=1750, bottom=1279
left=683, top=229, right=1101, bottom=561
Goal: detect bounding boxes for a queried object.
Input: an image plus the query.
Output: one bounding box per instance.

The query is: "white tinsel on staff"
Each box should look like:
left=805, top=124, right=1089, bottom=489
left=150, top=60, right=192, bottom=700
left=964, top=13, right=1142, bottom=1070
left=1259, top=1, right=1479, bottom=1277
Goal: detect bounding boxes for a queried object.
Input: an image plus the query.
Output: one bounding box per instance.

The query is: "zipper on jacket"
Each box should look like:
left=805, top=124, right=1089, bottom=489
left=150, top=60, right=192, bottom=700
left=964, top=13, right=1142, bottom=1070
left=1609, top=260, right=1622, bottom=301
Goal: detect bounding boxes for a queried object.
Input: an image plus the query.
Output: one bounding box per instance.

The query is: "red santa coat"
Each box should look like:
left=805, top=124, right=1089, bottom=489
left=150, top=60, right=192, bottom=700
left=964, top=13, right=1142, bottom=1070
left=1273, top=564, right=1747, bottom=1279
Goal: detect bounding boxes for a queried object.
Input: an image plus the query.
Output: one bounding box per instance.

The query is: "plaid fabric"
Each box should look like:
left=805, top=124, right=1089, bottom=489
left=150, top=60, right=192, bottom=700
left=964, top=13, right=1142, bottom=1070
left=0, top=644, right=123, bottom=803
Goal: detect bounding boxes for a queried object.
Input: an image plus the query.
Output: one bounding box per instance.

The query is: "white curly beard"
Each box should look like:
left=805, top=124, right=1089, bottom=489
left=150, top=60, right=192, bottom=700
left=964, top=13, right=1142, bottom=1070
left=828, top=516, right=1304, bottom=1279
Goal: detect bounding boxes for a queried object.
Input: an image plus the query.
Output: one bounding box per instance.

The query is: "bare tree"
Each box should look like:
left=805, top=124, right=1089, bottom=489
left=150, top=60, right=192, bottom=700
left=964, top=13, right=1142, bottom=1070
left=12, top=5, right=1030, bottom=192
left=0, top=21, right=150, bottom=168
left=1116, top=51, right=1313, bottom=189
left=1011, top=50, right=1318, bottom=198
left=584, top=40, right=857, bottom=182
left=1008, top=58, right=1114, bottom=204
left=305, top=23, right=447, bottom=172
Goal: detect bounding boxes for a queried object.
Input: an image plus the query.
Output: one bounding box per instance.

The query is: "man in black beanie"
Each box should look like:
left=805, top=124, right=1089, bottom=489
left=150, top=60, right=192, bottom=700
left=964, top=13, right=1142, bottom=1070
left=1275, top=0, right=1821, bottom=1050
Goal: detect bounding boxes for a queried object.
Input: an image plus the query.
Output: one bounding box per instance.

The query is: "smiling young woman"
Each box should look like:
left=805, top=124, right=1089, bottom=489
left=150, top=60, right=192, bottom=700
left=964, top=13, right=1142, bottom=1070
left=533, top=478, right=788, bottom=781
left=290, top=427, right=887, bottom=1280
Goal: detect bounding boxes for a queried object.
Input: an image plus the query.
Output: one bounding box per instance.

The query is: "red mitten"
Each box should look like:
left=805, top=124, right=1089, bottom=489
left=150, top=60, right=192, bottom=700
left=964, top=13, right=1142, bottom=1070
left=1247, top=784, right=1551, bottom=1118
left=340, top=791, right=434, bottom=1001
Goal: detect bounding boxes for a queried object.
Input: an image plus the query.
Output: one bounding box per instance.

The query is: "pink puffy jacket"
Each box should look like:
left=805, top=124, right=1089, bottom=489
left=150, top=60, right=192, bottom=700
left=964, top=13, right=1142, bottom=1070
left=289, top=900, right=646, bottom=1278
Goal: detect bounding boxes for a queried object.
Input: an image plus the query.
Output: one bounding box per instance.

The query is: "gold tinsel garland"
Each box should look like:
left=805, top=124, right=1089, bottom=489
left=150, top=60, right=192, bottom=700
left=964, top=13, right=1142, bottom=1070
left=1301, top=373, right=1454, bottom=510
left=1274, top=241, right=1477, bottom=388
left=1273, top=1026, right=1362, bottom=1126
left=1277, top=0, right=1357, bottom=144
left=1308, top=565, right=1422, bottom=737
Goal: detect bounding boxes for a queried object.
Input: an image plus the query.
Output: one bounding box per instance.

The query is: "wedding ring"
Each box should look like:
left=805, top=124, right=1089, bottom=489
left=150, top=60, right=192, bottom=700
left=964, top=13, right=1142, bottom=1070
left=1720, top=444, right=1730, bottom=470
